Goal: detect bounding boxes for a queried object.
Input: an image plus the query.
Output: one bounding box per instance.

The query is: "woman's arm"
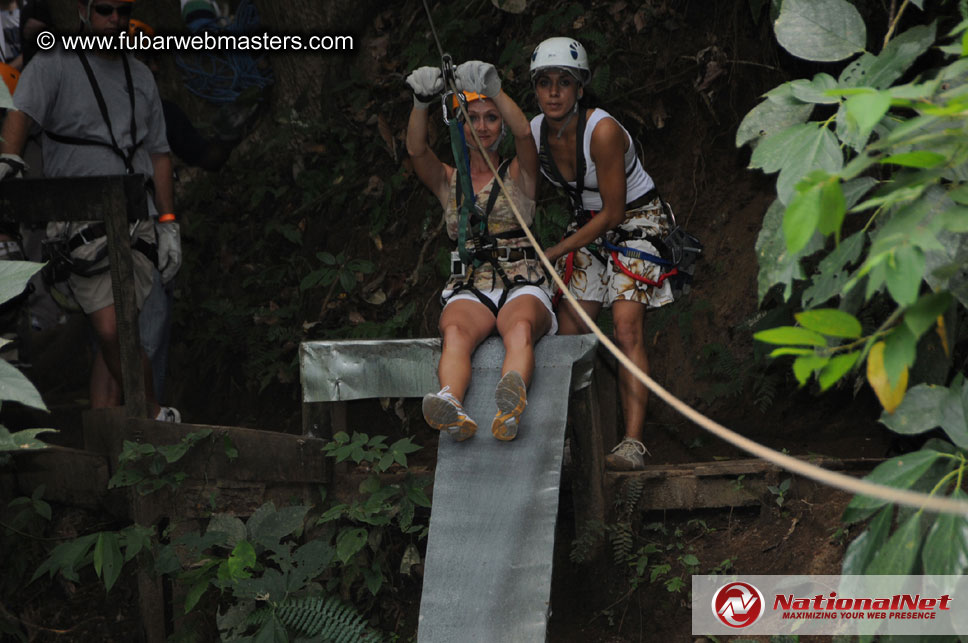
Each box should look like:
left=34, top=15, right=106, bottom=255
left=543, top=117, right=627, bottom=263
left=406, top=102, right=453, bottom=210
left=492, top=91, right=538, bottom=199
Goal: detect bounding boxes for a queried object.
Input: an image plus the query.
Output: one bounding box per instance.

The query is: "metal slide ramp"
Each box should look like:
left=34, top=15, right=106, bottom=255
left=300, top=336, right=598, bottom=642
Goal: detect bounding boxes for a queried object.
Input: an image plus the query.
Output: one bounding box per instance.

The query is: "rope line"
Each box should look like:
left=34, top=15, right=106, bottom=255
left=417, top=6, right=968, bottom=517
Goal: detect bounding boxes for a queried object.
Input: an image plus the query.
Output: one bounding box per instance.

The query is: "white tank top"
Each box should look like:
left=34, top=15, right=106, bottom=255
left=530, top=108, right=655, bottom=211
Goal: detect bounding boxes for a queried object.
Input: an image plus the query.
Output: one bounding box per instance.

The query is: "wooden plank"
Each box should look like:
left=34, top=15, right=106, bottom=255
left=9, top=446, right=110, bottom=508
left=0, top=175, right=148, bottom=224
left=122, top=419, right=331, bottom=483
left=82, top=413, right=331, bottom=483
left=608, top=456, right=883, bottom=511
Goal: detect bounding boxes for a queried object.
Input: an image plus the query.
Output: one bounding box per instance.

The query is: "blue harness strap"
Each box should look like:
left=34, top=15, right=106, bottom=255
left=601, top=240, right=674, bottom=266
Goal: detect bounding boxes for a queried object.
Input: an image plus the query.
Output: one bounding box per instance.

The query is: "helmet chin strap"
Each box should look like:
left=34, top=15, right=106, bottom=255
left=79, top=1, right=93, bottom=28
left=544, top=102, right=579, bottom=140
left=489, top=122, right=507, bottom=152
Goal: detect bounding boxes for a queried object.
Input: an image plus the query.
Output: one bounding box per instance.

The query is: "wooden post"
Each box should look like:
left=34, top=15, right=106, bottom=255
left=568, top=370, right=608, bottom=537
left=111, top=177, right=148, bottom=418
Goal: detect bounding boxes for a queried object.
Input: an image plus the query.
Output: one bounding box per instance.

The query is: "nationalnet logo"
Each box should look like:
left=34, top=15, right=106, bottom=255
left=694, top=575, right=968, bottom=636
left=712, top=581, right=765, bottom=628
left=772, top=590, right=952, bottom=621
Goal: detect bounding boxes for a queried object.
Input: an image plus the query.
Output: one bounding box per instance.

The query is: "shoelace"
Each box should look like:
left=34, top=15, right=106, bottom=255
left=436, top=385, right=461, bottom=407
left=612, top=438, right=647, bottom=457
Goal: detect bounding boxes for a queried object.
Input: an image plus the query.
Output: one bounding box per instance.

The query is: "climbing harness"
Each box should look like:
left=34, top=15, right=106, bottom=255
left=45, top=51, right=144, bottom=176
left=433, top=51, right=546, bottom=315
left=537, top=108, right=701, bottom=301
left=445, top=156, right=547, bottom=316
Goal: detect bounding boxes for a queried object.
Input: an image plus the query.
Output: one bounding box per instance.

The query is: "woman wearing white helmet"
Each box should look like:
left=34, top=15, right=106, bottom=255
left=529, top=36, right=676, bottom=471
left=405, top=60, right=555, bottom=443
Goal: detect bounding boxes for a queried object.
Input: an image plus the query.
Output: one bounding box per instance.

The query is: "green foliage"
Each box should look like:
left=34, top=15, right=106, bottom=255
left=107, top=428, right=233, bottom=495
left=570, top=479, right=711, bottom=611
left=300, top=253, right=376, bottom=296
left=0, top=261, right=55, bottom=466
left=0, top=484, right=51, bottom=618
left=262, top=595, right=378, bottom=642
left=316, top=432, right=430, bottom=601
left=31, top=524, right=155, bottom=593
left=740, top=0, right=968, bottom=577
left=767, top=478, right=792, bottom=507
left=695, top=342, right=779, bottom=413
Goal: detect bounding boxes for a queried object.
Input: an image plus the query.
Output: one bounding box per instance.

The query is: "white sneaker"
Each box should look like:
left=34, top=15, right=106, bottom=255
left=605, top=437, right=649, bottom=471
left=422, top=386, right=476, bottom=441
left=156, top=406, right=181, bottom=423
left=491, top=370, right=526, bottom=441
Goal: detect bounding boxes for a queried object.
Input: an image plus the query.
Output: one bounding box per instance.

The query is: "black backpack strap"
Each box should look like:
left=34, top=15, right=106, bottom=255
left=472, top=158, right=511, bottom=236
left=47, top=51, right=142, bottom=174
left=538, top=109, right=586, bottom=213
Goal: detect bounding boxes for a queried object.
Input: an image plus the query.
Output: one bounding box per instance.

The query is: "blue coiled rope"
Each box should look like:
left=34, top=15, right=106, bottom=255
left=175, top=0, right=273, bottom=104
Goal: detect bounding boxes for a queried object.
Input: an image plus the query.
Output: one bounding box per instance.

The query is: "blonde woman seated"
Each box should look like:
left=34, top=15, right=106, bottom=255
left=405, top=61, right=555, bottom=442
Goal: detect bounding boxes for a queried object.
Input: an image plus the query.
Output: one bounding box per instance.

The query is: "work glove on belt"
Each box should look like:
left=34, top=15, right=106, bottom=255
left=155, top=221, right=181, bottom=283
left=0, top=154, right=25, bottom=181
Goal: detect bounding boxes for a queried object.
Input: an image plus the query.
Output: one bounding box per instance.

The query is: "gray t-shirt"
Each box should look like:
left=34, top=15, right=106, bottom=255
left=14, top=46, right=169, bottom=251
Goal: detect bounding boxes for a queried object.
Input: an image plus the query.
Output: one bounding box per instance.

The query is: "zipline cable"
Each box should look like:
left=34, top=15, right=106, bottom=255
left=417, top=3, right=968, bottom=517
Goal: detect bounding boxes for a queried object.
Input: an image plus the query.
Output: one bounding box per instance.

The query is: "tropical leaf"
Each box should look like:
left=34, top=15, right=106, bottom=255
left=736, top=89, right=814, bottom=148
left=922, top=489, right=968, bottom=575
left=842, top=449, right=943, bottom=523
left=841, top=505, right=892, bottom=574
left=794, top=308, right=861, bottom=338
left=0, top=359, right=48, bottom=412
left=867, top=341, right=908, bottom=411
left=865, top=512, right=923, bottom=574
left=774, top=0, right=866, bottom=62
left=880, top=379, right=968, bottom=449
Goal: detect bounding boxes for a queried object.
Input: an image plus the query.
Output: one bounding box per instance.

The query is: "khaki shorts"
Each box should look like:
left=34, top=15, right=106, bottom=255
left=68, top=249, right=155, bottom=314
left=53, top=220, right=156, bottom=315
left=555, top=199, right=675, bottom=309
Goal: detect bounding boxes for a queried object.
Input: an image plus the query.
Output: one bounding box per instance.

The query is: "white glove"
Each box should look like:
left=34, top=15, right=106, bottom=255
left=406, top=66, right=443, bottom=108
left=155, top=221, right=181, bottom=283
left=456, top=61, right=501, bottom=98
left=0, top=154, right=25, bottom=181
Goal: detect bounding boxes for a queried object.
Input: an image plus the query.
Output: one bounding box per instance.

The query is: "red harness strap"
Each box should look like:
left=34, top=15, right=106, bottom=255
left=554, top=207, right=678, bottom=306
left=554, top=250, right=577, bottom=308
left=609, top=251, right=678, bottom=287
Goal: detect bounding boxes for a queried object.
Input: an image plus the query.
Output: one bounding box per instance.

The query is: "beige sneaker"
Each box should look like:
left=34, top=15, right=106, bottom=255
left=491, top=370, right=527, bottom=441
left=605, top=438, right=649, bottom=471
left=422, top=387, right=477, bottom=441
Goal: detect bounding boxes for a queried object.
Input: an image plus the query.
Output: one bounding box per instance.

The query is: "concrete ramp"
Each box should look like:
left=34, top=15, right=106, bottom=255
left=418, top=336, right=596, bottom=642
left=299, top=336, right=598, bottom=642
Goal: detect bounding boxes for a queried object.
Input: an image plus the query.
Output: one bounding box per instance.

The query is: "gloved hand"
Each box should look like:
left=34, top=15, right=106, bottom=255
left=406, top=66, right=444, bottom=108
left=0, top=154, right=25, bottom=181
left=456, top=61, right=501, bottom=98
left=155, top=221, right=181, bottom=283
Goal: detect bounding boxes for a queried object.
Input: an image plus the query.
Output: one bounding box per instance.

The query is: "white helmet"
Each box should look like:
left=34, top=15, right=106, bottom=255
left=530, top=37, right=591, bottom=84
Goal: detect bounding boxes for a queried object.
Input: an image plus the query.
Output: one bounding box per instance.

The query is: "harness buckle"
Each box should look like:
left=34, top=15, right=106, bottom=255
left=75, top=225, right=100, bottom=246
left=493, top=247, right=512, bottom=262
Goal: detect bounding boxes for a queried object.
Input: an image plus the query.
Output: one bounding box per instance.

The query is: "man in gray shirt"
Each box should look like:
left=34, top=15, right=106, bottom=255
left=0, top=0, right=180, bottom=421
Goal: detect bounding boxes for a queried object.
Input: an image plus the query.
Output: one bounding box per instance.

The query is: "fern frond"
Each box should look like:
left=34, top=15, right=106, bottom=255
left=570, top=520, right=606, bottom=564
left=275, top=595, right=379, bottom=643
left=615, top=477, right=645, bottom=520
left=607, top=522, right=634, bottom=566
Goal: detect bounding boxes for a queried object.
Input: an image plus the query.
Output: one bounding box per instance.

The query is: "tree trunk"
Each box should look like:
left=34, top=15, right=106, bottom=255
left=252, top=0, right=382, bottom=116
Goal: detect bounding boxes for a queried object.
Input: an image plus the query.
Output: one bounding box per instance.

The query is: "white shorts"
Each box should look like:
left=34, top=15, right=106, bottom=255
left=443, top=285, right=558, bottom=336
